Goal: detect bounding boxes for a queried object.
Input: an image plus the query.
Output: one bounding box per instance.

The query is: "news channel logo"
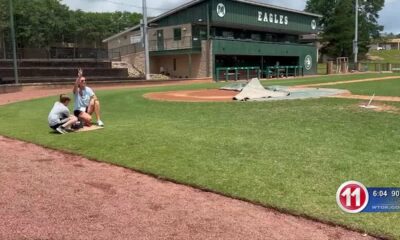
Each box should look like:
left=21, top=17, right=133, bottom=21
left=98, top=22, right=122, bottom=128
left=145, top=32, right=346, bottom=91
left=337, top=181, right=400, bottom=213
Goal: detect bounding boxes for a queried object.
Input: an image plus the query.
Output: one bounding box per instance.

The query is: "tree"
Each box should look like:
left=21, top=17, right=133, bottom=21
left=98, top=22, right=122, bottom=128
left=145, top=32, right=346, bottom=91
left=13, top=0, right=71, bottom=48
left=0, top=0, right=9, bottom=58
left=306, top=0, right=385, bottom=58
left=305, top=0, right=337, bottom=28
left=0, top=0, right=142, bottom=50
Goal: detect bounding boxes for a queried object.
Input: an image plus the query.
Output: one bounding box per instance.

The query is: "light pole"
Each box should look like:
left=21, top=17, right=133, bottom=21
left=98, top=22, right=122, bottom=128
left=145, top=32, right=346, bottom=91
left=142, top=0, right=150, bottom=80
left=9, top=0, right=18, bottom=84
left=353, top=0, right=359, bottom=70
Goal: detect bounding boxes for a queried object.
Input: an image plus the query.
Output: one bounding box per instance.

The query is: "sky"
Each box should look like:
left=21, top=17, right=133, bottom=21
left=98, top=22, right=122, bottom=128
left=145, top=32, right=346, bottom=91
left=62, top=0, right=400, bottom=34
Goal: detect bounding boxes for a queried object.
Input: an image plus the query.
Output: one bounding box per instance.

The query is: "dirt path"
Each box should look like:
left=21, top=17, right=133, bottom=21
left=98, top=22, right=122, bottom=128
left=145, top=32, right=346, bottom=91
left=144, top=89, right=236, bottom=102
left=331, top=93, right=400, bottom=102
left=297, top=76, right=399, bottom=88
left=0, top=136, right=377, bottom=240
left=0, top=79, right=209, bottom=106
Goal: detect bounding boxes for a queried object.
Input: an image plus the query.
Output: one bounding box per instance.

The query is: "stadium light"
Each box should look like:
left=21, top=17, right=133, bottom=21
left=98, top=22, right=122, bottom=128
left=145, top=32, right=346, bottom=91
left=353, top=0, right=359, bottom=69
left=142, top=0, right=151, bottom=80
left=9, top=0, right=18, bottom=84
left=354, top=0, right=366, bottom=70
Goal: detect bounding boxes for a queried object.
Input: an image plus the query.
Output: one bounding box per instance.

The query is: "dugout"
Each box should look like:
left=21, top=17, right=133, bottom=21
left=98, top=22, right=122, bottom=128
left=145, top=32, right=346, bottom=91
left=103, top=0, right=321, bottom=81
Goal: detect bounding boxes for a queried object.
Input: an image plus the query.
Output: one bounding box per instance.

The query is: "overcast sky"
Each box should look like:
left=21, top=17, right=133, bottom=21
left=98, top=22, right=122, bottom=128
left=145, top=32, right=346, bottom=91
left=62, top=0, right=400, bottom=34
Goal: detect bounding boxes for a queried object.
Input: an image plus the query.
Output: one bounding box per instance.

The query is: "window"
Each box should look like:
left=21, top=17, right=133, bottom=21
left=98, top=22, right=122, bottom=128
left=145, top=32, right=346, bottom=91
left=222, top=31, right=234, bottom=39
left=251, top=34, right=261, bottom=41
left=173, top=58, right=177, bottom=71
left=174, top=28, right=182, bottom=41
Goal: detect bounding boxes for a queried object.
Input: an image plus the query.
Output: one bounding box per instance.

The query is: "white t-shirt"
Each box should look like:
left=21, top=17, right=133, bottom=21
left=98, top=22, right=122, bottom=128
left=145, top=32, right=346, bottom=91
left=74, top=86, right=95, bottom=111
left=48, top=102, right=70, bottom=126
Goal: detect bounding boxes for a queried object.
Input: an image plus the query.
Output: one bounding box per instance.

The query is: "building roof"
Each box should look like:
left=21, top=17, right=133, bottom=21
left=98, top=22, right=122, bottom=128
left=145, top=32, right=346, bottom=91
left=387, top=38, right=400, bottom=43
left=103, top=0, right=322, bottom=43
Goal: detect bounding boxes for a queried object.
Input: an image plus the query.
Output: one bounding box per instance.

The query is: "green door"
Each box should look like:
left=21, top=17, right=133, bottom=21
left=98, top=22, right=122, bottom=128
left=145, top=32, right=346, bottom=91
left=157, top=30, right=164, bottom=51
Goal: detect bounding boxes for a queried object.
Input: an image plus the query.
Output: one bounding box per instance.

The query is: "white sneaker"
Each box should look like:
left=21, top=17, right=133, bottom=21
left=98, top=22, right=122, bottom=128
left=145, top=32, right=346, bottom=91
left=97, top=120, right=104, bottom=127
left=56, top=126, right=66, bottom=134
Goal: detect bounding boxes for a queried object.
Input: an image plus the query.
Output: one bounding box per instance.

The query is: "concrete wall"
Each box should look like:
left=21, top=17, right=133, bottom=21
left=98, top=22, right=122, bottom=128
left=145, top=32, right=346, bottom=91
left=121, top=51, right=145, bottom=74
left=148, top=24, right=193, bottom=51
left=148, top=23, right=192, bottom=42
left=151, top=55, right=193, bottom=78
left=107, top=23, right=193, bottom=52
left=106, top=25, right=212, bottom=79
left=199, top=40, right=210, bottom=78
left=107, top=30, right=141, bottom=50
left=150, top=52, right=207, bottom=79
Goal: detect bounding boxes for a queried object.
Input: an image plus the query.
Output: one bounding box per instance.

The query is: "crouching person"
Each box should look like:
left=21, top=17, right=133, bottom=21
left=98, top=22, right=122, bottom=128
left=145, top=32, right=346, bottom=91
left=48, top=94, right=78, bottom=134
left=73, top=71, right=104, bottom=127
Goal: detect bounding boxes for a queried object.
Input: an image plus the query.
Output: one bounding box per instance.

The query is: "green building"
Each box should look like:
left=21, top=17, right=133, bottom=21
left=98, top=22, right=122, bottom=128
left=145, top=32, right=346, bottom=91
left=103, top=0, right=321, bottom=80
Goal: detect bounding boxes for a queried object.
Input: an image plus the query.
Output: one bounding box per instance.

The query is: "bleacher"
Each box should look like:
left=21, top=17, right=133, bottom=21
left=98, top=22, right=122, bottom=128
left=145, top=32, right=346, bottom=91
left=0, top=59, right=138, bottom=84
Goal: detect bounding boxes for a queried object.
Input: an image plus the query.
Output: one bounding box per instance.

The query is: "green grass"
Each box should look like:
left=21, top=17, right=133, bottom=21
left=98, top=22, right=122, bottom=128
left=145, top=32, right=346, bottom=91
left=368, top=50, right=400, bottom=63
left=259, top=72, right=400, bottom=87
left=318, top=63, right=328, bottom=75
left=328, top=78, right=400, bottom=97
left=1, top=75, right=400, bottom=239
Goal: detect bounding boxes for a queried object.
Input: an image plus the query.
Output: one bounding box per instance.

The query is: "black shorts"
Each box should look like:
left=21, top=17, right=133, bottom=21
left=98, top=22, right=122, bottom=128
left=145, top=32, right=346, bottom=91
left=74, top=107, right=88, bottom=117
left=50, top=117, right=68, bottom=130
left=50, top=122, right=63, bottom=130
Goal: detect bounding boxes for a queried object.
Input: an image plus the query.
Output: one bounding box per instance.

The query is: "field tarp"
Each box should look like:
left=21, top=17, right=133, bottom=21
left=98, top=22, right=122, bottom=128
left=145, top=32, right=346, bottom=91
left=233, top=78, right=289, bottom=101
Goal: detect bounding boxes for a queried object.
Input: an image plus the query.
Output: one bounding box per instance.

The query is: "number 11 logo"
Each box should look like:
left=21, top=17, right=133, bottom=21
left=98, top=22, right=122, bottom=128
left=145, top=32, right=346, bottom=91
left=336, top=181, right=369, bottom=213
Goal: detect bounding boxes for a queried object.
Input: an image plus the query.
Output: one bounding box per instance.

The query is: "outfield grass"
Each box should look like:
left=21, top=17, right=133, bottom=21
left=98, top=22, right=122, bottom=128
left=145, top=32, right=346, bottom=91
left=368, top=50, right=400, bottom=63
left=259, top=72, right=400, bottom=87
left=327, top=78, right=400, bottom=97
left=1, top=75, right=400, bottom=238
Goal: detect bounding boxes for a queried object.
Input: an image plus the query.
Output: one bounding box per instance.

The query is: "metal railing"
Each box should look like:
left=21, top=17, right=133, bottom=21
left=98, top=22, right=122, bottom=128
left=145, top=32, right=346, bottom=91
left=108, top=43, right=144, bottom=60
left=0, top=47, right=108, bottom=60
left=265, top=66, right=304, bottom=78
left=149, top=36, right=200, bottom=52
left=360, top=62, right=397, bottom=72
left=216, top=67, right=261, bottom=82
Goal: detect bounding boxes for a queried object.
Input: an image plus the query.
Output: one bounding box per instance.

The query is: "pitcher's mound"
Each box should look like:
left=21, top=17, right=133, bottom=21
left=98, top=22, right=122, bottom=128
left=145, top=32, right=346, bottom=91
left=144, top=89, right=236, bottom=102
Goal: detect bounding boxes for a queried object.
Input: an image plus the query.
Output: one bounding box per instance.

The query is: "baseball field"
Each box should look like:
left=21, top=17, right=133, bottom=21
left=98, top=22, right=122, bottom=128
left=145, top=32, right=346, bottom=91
left=1, top=73, right=400, bottom=239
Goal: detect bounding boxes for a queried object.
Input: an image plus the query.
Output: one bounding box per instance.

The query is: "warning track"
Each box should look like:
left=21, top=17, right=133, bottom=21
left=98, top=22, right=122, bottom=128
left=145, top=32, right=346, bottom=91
left=0, top=136, right=377, bottom=240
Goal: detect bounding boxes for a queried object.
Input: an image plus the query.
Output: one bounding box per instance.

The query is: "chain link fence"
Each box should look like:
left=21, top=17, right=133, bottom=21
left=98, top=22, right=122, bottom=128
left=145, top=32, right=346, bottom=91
left=0, top=47, right=108, bottom=60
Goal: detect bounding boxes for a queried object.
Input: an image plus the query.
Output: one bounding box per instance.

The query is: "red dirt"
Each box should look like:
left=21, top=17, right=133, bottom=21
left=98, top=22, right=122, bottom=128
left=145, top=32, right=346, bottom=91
left=297, top=76, right=400, bottom=88
left=0, top=80, right=380, bottom=239
left=331, top=93, right=400, bottom=102
left=144, top=89, right=236, bottom=102
left=143, top=76, right=400, bottom=103
left=356, top=102, right=399, bottom=113
left=0, top=136, right=377, bottom=240
left=0, top=79, right=210, bottom=106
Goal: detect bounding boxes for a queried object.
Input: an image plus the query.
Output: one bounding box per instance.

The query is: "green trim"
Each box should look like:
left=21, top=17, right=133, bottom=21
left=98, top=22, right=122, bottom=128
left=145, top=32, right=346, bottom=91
left=210, top=0, right=319, bottom=34
left=150, top=48, right=201, bottom=56
left=212, top=39, right=317, bottom=75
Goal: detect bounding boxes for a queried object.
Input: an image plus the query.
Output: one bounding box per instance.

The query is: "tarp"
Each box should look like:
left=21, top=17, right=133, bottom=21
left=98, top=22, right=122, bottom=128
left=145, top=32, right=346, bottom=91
left=219, top=82, right=247, bottom=92
left=250, top=86, right=349, bottom=102
left=233, top=78, right=289, bottom=101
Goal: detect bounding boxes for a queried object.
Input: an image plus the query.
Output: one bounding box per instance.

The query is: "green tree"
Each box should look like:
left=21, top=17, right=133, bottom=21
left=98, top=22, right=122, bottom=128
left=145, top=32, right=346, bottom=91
left=13, top=0, right=71, bottom=48
left=0, top=0, right=9, bottom=58
left=1, top=0, right=142, bottom=50
left=306, top=0, right=385, bottom=58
